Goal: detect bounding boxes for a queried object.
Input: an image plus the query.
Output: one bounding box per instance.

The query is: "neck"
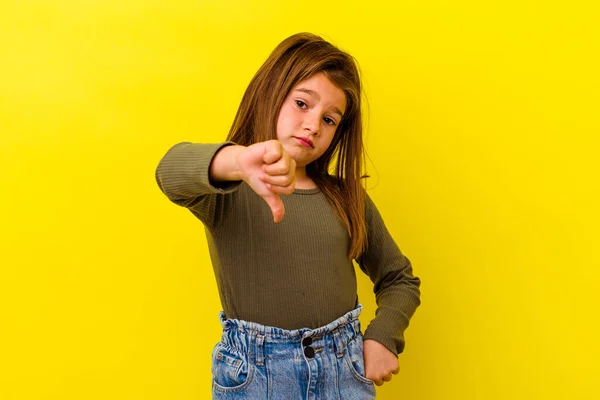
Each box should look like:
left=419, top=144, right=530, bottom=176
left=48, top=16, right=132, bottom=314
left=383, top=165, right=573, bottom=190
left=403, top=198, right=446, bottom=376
left=294, top=166, right=317, bottom=189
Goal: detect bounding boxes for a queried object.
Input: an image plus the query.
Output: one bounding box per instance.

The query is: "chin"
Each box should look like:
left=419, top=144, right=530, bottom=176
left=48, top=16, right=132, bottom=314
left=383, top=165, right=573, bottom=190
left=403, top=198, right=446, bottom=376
left=290, top=154, right=310, bottom=168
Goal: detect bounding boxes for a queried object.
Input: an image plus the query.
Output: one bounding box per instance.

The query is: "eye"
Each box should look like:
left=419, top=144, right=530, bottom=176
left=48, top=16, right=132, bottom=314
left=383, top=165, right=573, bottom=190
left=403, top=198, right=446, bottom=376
left=323, top=117, right=337, bottom=126
left=295, top=100, right=307, bottom=108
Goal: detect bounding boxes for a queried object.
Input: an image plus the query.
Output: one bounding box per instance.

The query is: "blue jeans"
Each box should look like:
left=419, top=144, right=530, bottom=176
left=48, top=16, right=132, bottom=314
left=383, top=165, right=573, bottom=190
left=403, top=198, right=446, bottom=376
left=211, top=304, right=376, bottom=399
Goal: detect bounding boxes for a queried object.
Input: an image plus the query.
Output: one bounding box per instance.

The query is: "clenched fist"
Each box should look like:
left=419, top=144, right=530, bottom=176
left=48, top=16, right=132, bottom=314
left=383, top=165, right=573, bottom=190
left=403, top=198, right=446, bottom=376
left=236, top=140, right=296, bottom=223
left=363, top=339, right=399, bottom=386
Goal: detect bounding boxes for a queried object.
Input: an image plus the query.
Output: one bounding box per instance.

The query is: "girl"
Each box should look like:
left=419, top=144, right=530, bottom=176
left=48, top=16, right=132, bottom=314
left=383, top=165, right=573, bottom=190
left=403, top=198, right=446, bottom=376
left=156, top=32, right=421, bottom=399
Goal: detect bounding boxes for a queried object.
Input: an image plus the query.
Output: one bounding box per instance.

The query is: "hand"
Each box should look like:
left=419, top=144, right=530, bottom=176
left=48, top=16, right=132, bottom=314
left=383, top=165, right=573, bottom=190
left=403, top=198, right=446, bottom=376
left=236, top=140, right=296, bottom=223
left=363, top=339, right=399, bottom=386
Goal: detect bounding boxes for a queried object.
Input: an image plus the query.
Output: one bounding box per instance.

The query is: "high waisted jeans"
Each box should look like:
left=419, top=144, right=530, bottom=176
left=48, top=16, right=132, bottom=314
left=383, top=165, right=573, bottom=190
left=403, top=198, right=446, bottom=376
left=211, top=304, right=376, bottom=399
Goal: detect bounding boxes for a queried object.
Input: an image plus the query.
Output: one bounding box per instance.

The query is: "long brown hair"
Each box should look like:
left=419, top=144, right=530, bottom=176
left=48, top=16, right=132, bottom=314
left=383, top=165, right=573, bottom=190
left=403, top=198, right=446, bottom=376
left=227, top=32, right=367, bottom=259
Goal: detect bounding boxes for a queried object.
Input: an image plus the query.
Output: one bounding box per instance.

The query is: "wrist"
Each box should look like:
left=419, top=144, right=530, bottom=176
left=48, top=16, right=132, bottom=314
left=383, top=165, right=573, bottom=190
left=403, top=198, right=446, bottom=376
left=231, top=145, right=246, bottom=181
left=210, top=144, right=246, bottom=182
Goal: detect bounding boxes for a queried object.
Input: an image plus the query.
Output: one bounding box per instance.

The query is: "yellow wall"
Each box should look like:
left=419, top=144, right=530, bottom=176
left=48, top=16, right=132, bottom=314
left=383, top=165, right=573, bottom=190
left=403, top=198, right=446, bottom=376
left=1, top=1, right=598, bottom=399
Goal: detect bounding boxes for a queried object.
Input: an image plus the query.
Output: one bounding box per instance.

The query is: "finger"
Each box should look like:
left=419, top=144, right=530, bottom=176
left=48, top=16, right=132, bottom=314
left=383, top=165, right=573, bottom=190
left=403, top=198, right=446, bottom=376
left=263, top=161, right=291, bottom=176
left=265, top=182, right=295, bottom=196
left=263, top=151, right=293, bottom=175
left=392, top=366, right=400, bottom=375
left=262, top=193, right=285, bottom=223
left=382, top=373, right=393, bottom=382
left=260, top=173, right=294, bottom=187
left=263, top=141, right=282, bottom=165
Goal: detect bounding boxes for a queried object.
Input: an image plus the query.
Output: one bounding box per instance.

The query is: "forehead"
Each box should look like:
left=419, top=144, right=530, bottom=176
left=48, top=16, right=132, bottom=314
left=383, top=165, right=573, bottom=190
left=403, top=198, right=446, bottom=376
left=291, top=73, right=347, bottom=113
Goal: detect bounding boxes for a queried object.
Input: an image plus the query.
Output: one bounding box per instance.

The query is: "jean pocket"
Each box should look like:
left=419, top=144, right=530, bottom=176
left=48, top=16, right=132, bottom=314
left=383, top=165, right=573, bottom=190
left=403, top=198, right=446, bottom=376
left=211, top=342, right=254, bottom=392
left=343, top=334, right=375, bottom=386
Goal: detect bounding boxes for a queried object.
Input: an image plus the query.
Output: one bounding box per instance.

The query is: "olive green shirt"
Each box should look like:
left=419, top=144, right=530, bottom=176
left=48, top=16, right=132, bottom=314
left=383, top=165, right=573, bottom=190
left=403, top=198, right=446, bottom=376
left=155, top=142, right=421, bottom=356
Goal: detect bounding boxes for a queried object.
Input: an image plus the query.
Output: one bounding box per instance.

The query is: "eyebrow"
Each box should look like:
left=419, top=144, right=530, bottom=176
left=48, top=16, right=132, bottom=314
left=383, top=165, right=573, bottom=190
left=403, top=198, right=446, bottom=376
left=295, top=88, right=344, bottom=118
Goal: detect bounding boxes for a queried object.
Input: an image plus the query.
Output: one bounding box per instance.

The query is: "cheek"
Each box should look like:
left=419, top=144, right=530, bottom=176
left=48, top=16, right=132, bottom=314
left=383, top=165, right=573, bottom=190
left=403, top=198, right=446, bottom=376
left=322, top=128, right=337, bottom=146
left=275, top=111, right=287, bottom=138
left=277, top=108, right=297, bottom=132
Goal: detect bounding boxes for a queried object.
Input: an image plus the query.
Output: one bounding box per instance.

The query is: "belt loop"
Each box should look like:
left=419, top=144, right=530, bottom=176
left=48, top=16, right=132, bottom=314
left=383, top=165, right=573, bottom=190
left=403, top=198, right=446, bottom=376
left=333, top=330, right=345, bottom=358
left=255, top=333, right=265, bottom=365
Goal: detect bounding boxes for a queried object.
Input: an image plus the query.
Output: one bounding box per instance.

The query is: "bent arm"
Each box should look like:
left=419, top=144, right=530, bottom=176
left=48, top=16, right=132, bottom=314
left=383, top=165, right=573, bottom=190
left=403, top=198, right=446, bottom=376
left=356, top=194, right=422, bottom=356
left=155, top=141, right=243, bottom=229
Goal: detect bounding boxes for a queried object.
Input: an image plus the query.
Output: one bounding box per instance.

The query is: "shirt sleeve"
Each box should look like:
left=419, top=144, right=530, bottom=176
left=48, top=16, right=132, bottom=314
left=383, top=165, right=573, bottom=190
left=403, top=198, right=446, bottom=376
left=356, top=193, right=422, bottom=356
left=155, top=141, right=242, bottom=230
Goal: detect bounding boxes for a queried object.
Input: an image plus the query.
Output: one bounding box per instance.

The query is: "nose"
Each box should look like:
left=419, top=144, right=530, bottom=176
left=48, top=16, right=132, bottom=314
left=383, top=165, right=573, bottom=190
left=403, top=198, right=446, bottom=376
left=302, top=112, right=320, bottom=136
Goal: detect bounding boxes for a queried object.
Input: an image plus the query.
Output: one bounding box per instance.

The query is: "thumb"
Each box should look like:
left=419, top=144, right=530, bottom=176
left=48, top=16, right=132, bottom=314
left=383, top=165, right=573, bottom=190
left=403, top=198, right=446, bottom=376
left=262, top=192, right=285, bottom=223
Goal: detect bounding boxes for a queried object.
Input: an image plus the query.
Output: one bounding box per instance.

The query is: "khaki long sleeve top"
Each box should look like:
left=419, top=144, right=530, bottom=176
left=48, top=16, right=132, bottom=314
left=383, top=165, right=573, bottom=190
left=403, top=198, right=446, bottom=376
left=155, top=142, right=421, bottom=356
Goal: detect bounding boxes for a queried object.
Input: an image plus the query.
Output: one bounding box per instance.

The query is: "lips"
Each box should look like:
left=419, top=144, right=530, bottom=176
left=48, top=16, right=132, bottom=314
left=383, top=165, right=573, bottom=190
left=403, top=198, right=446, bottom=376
left=294, top=136, right=313, bottom=148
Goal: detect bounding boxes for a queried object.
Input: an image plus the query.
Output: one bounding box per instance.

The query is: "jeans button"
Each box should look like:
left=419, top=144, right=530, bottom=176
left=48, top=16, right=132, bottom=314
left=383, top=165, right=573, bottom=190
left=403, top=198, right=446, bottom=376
left=302, top=337, right=313, bottom=346
left=304, top=346, right=315, bottom=358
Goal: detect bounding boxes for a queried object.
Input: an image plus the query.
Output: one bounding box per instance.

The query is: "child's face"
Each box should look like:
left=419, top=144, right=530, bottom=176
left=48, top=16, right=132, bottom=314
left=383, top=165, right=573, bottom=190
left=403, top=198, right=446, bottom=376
left=276, top=72, right=346, bottom=168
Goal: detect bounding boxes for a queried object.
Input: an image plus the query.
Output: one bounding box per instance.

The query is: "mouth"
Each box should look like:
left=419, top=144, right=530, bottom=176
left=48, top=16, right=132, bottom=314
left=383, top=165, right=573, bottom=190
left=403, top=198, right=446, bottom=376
left=293, top=136, right=314, bottom=148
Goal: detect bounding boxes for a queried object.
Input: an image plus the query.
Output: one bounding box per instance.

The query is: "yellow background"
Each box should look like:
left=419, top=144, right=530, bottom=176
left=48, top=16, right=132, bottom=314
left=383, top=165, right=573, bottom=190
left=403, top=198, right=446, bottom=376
left=1, top=1, right=598, bottom=399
